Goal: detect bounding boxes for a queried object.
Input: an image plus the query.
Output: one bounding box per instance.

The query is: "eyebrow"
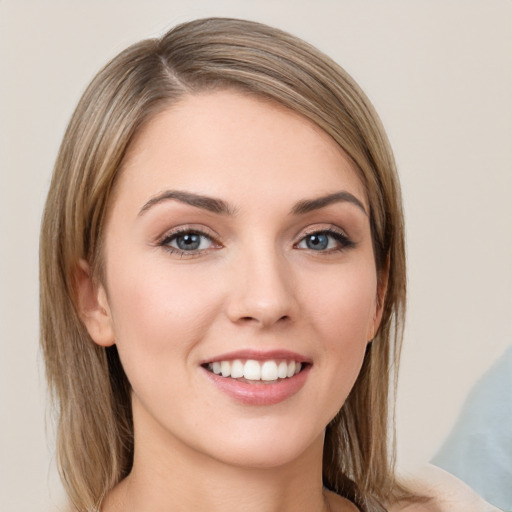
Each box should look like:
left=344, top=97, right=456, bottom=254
left=291, top=191, right=367, bottom=216
left=138, top=189, right=367, bottom=217
left=139, top=190, right=237, bottom=216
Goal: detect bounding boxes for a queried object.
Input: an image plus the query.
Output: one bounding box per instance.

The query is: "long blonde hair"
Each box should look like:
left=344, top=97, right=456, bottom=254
left=40, top=18, right=406, bottom=512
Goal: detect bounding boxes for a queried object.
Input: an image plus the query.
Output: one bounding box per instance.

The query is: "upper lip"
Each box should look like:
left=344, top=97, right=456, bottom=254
left=200, top=349, right=312, bottom=365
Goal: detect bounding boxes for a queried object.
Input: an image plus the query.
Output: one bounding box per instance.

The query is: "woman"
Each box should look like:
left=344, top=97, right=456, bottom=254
left=39, top=17, right=496, bottom=512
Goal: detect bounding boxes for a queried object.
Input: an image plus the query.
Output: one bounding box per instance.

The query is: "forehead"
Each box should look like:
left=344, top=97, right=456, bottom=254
left=116, top=90, right=367, bottom=211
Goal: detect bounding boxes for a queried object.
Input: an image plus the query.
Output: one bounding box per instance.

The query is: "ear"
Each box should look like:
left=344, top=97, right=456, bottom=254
left=75, top=259, right=115, bottom=347
left=367, top=255, right=390, bottom=342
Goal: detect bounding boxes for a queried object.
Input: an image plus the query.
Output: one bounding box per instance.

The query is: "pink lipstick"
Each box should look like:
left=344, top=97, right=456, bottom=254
left=200, top=349, right=311, bottom=405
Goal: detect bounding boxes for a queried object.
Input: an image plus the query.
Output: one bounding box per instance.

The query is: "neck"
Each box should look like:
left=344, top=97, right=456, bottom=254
left=103, top=400, right=332, bottom=512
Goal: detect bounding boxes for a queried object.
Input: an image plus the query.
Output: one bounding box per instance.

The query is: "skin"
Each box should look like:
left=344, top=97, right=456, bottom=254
left=77, top=90, right=386, bottom=512
left=393, top=465, right=502, bottom=512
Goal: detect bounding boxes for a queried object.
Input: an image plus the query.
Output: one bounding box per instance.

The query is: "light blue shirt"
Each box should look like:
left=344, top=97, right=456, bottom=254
left=432, top=345, right=512, bottom=511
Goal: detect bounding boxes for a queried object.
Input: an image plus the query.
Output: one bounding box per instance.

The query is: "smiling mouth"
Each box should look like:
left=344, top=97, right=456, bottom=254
left=203, top=359, right=306, bottom=383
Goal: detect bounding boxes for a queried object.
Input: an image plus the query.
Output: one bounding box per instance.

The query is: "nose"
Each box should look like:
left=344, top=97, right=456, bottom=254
left=225, top=247, right=298, bottom=328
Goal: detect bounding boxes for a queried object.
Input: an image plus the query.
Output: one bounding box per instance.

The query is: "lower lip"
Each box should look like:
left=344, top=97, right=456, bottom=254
left=202, top=366, right=310, bottom=406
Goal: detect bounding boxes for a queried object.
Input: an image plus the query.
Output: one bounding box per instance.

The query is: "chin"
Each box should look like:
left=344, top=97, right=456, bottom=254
left=187, top=417, right=326, bottom=470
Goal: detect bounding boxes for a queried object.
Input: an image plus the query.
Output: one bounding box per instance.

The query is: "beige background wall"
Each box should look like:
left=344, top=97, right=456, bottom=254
left=1, top=1, right=511, bottom=511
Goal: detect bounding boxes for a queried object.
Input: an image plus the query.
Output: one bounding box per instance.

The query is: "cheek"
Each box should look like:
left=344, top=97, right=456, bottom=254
left=303, top=263, right=377, bottom=401
left=307, top=263, right=377, bottom=345
left=105, top=258, right=224, bottom=370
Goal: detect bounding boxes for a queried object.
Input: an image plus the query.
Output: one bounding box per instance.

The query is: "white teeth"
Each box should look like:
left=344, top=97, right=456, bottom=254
left=207, top=359, right=304, bottom=381
left=221, top=361, right=231, bottom=378
left=277, top=361, right=288, bottom=379
left=243, top=360, right=261, bottom=380
left=261, top=361, right=278, bottom=381
left=231, top=359, right=244, bottom=379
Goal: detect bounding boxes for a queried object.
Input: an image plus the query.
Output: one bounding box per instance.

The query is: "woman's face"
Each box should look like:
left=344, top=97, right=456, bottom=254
left=89, top=91, right=382, bottom=468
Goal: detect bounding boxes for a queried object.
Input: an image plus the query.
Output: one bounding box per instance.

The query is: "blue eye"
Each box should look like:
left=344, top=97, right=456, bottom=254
left=304, top=233, right=329, bottom=250
left=297, top=230, right=353, bottom=252
left=161, top=230, right=215, bottom=254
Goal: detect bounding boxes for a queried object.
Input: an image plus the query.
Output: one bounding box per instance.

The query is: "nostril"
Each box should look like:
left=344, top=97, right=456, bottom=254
left=238, top=315, right=290, bottom=324
left=226, top=289, right=297, bottom=326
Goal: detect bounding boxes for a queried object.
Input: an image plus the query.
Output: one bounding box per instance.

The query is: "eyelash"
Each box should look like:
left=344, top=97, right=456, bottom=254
left=159, top=228, right=221, bottom=257
left=158, top=226, right=354, bottom=257
left=295, top=227, right=355, bottom=253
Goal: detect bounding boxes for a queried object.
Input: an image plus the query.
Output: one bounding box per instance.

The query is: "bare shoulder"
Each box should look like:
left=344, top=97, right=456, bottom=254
left=390, top=464, right=501, bottom=512
left=324, top=489, right=360, bottom=511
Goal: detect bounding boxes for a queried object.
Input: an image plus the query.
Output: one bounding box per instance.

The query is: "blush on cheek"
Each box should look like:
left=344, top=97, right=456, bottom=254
left=315, top=283, right=376, bottom=338
left=108, top=261, right=226, bottom=358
